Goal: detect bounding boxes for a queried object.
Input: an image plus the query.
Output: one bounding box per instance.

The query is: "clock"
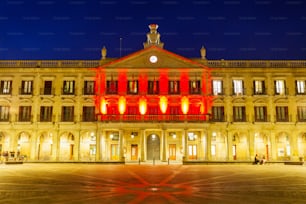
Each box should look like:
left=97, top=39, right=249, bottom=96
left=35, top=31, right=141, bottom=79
left=149, top=55, right=158, bottom=63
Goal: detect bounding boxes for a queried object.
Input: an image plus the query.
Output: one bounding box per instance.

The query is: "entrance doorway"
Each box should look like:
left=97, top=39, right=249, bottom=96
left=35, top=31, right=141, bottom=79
left=147, top=134, right=160, bottom=160
left=111, top=144, right=119, bottom=160
left=131, top=144, right=138, bottom=160
left=169, top=144, right=176, bottom=160
left=188, top=144, right=197, bottom=160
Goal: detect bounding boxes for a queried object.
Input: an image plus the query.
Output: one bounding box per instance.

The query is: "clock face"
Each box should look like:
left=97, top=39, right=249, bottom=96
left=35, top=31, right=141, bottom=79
left=149, top=55, right=158, bottom=63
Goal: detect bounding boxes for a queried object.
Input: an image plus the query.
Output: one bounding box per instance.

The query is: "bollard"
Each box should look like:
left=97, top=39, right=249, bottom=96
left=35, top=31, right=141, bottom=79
left=168, top=158, right=170, bottom=165
left=138, top=158, right=141, bottom=165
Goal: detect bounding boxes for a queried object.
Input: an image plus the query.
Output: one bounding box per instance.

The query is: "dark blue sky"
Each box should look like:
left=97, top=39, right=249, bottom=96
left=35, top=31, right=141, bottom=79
left=0, top=0, right=305, bottom=60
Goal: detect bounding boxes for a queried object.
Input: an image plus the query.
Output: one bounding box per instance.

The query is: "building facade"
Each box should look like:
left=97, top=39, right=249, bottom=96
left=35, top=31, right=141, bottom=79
left=1, top=25, right=306, bottom=163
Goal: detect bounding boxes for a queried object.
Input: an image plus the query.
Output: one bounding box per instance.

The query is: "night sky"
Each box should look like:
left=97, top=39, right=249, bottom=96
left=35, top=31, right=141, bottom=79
left=0, top=0, right=305, bottom=60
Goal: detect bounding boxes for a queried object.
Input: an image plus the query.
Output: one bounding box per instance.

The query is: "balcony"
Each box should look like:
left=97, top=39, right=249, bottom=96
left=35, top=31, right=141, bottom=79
left=98, top=114, right=209, bottom=123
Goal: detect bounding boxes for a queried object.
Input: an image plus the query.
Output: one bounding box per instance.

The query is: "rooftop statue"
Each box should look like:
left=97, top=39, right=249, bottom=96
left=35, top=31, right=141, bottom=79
left=143, top=24, right=164, bottom=48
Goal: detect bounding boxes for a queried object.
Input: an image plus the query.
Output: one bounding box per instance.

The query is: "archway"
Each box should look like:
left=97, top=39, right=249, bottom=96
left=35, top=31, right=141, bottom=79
left=59, top=132, right=75, bottom=160
left=37, top=132, right=53, bottom=160
left=298, top=132, right=306, bottom=160
left=18, top=132, right=31, bottom=159
left=147, top=134, right=160, bottom=160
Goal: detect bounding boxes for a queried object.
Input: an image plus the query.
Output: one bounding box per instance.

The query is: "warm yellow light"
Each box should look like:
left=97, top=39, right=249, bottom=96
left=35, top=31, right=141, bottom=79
left=181, top=96, right=189, bottom=114
left=139, top=97, right=147, bottom=115
left=200, top=101, right=205, bottom=114
left=100, top=97, right=107, bottom=114
left=159, top=96, right=168, bottom=114
left=118, top=96, right=126, bottom=114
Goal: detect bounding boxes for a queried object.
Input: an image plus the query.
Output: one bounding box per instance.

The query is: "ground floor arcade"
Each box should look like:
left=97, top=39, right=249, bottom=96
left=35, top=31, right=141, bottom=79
left=1, top=123, right=306, bottom=163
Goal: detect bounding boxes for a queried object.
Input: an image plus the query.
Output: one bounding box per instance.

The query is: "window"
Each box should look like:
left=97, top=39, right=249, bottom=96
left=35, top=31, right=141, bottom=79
left=276, top=106, right=288, bottom=122
left=43, top=81, right=53, bottom=95
left=0, top=80, right=12, bottom=94
left=19, top=106, right=31, bottom=122
left=148, top=106, right=159, bottom=114
left=254, top=106, right=267, bottom=122
left=148, top=80, right=159, bottom=95
left=233, top=106, right=246, bottom=122
left=82, top=106, right=95, bottom=122
left=211, top=106, right=224, bottom=121
left=84, top=81, right=95, bottom=95
left=21, top=80, right=33, bottom=95
left=106, top=80, right=118, bottom=94
left=63, top=80, right=75, bottom=95
left=127, top=80, right=138, bottom=94
left=232, top=80, right=244, bottom=95
left=169, top=80, right=180, bottom=94
left=189, top=80, right=201, bottom=94
left=61, top=106, right=74, bottom=122
left=296, top=80, right=306, bottom=95
left=297, top=106, right=306, bottom=122
left=40, top=106, right=53, bottom=122
left=188, top=132, right=198, bottom=141
left=212, top=80, right=223, bottom=95
left=253, top=80, right=265, bottom=95
left=275, top=80, right=286, bottom=95
left=127, top=106, right=138, bottom=115
left=0, top=106, right=9, bottom=121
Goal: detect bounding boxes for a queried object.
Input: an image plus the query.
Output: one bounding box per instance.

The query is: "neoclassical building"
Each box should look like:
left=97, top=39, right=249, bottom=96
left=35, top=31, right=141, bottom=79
left=0, top=24, right=306, bottom=163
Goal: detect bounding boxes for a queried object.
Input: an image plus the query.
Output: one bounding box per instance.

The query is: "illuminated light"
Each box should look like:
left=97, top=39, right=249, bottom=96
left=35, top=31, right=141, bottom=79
left=118, top=96, right=126, bottom=114
left=181, top=96, right=189, bottom=114
left=100, top=97, right=107, bottom=114
left=200, top=101, right=205, bottom=114
left=159, top=96, right=168, bottom=114
left=139, top=97, right=147, bottom=115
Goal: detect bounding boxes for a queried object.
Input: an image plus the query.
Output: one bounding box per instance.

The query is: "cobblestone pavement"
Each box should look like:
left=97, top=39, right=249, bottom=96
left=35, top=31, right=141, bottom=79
left=0, top=163, right=306, bottom=204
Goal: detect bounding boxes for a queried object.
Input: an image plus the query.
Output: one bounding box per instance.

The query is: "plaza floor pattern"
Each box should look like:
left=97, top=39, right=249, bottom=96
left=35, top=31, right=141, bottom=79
left=0, top=163, right=306, bottom=204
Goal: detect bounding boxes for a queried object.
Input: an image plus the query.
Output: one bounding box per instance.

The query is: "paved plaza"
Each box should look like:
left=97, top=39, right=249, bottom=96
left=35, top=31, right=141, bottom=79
left=0, top=163, right=306, bottom=204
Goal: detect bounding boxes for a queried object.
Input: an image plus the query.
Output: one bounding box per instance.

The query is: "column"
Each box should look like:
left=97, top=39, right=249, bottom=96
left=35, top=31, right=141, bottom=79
left=74, top=131, right=80, bottom=161
left=55, top=130, right=61, bottom=161
left=198, top=130, right=205, bottom=160
left=206, top=130, right=211, bottom=161
left=162, top=129, right=167, bottom=161
left=184, top=129, right=188, bottom=160
left=100, top=130, right=106, bottom=161
left=249, top=130, right=255, bottom=160
left=270, top=131, right=277, bottom=161
left=119, top=129, right=124, bottom=161
left=141, top=129, right=146, bottom=161
left=227, top=131, right=233, bottom=161
left=95, top=126, right=101, bottom=161
left=290, top=131, right=299, bottom=161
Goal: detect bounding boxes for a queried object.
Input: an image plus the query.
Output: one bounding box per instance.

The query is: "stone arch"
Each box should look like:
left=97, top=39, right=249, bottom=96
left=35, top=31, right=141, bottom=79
left=297, top=132, right=306, bottom=159
left=276, top=131, right=290, bottom=160
left=232, top=131, right=248, bottom=160
left=79, top=131, right=96, bottom=161
left=37, top=131, right=53, bottom=160
left=17, top=131, right=31, bottom=158
left=59, top=132, right=75, bottom=160
left=0, top=131, right=10, bottom=155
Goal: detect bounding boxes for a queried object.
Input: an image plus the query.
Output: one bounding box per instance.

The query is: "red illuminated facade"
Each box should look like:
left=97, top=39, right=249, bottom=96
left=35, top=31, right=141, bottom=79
left=95, top=46, right=213, bottom=123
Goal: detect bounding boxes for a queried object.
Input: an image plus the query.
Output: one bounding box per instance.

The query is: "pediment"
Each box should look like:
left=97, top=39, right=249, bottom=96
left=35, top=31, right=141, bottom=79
left=101, top=46, right=207, bottom=69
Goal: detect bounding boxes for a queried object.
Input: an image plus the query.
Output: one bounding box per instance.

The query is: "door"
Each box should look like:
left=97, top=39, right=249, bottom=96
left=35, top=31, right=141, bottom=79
left=169, top=144, right=176, bottom=160
left=188, top=144, right=197, bottom=160
left=233, top=144, right=237, bottom=160
left=70, top=144, right=74, bottom=160
left=111, top=144, right=119, bottom=160
left=147, top=134, right=160, bottom=160
left=131, top=144, right=138, bottom=160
